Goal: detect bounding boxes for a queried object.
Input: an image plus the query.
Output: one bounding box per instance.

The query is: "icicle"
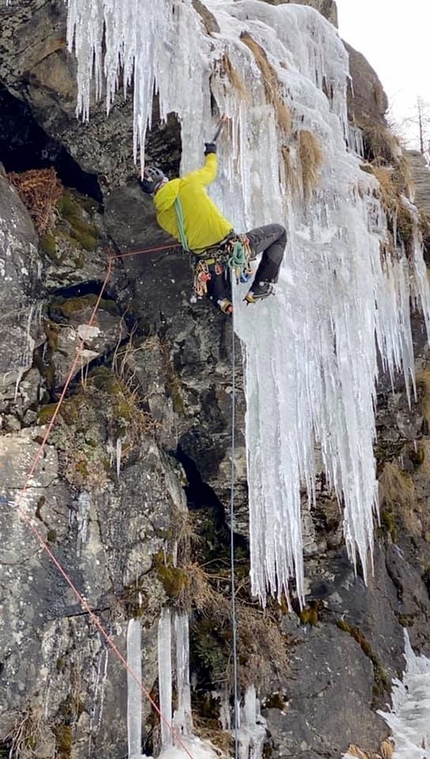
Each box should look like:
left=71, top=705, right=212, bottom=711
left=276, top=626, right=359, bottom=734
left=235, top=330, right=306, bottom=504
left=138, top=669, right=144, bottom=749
left=14, top=303, right=36, bottom=401
left=127, top=619, right=143, bottom=759
left=347, top=125, right=364, bottom=157
left=236, top=686, right=267, bottom=759
left=116, top=437, right=123, bottom=480
left=158, top=607, right=173, bottom=750
left=76, top=491, right=91, bottom=557
left=173, top=613, right=193, bottom=737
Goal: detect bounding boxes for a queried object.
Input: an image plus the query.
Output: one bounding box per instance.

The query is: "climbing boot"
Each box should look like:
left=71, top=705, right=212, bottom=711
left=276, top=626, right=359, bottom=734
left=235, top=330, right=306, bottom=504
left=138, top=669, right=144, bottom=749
left=218, top=298, right=233, bottom=315
left=244, top=280, right=275, bottom=304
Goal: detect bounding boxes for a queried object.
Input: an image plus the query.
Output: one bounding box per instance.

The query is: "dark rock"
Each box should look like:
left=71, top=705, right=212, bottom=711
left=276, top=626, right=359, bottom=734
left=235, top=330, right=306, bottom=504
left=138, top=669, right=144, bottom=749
left=192, top=0, right=221, bottom=34
left=345, top=43, right=388, bottom=127
left=266, top=625, right=385, bottom=757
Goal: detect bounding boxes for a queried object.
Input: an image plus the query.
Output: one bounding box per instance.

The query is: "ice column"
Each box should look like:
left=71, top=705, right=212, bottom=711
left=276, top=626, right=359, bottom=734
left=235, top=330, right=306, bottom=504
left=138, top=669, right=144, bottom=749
left=158, top=607, right=173, bottom=749
left=127, top=618, right=143, bottom=759
left=237, top=686, right=267, bottom=759
left=174, top=613, right=193, bottom=736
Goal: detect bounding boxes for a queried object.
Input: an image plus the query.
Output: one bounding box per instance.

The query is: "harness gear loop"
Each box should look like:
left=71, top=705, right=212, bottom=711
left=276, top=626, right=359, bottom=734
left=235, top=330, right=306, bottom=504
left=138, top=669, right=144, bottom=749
left=194, top=259, right=212, bottom=297
left=227, top=235, right=254, bottom=283
left=192, top=234, right=254, bottom=298
left=173, top=195, right=254, bottom=298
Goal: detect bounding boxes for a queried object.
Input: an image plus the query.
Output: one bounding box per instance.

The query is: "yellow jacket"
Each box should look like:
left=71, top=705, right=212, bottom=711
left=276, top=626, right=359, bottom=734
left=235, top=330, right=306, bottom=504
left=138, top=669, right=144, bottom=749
left=153, top=154, right=233, bottom=253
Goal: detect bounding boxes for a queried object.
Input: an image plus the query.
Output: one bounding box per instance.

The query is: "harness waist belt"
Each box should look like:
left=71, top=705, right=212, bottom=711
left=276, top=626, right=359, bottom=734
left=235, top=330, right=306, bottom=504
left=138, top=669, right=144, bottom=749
left=193, top=230, right=235, bottom=258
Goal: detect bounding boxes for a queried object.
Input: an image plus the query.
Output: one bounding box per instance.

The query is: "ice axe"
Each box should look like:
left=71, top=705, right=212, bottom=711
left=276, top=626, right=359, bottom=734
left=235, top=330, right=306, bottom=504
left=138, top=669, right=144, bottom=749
left=212, top=113, right=228, bottom=143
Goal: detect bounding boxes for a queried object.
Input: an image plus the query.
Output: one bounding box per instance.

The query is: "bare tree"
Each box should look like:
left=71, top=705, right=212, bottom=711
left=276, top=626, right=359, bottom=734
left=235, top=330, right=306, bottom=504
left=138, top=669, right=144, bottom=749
left=389, top=96, right=430, bottom=153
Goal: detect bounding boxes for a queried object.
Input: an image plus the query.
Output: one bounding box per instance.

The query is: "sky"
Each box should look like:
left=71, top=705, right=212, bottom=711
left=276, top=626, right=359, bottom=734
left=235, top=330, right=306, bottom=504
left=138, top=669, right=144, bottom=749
left=335, top=0, right=430, bottom=150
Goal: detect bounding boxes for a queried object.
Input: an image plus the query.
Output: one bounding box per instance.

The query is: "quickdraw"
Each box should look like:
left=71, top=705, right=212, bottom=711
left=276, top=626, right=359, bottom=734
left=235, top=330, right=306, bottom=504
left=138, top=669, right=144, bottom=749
left=194, top=259, right=213, bottom=297
left=192, top=234, right=254, bottom=298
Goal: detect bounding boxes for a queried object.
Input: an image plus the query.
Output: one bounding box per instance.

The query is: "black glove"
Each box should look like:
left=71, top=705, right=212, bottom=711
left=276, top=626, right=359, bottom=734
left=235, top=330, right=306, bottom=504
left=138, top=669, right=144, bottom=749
left=204, top=142, right=217, bottom=155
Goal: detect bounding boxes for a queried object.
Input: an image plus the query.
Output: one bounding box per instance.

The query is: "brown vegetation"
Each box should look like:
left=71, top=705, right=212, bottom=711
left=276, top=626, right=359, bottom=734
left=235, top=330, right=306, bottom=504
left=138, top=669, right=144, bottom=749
left=361, top=121, right=402, bottom=166
left=346, top=742, right=394, bottom=759
left=417, top=368, right=430, bottom=426
left=216, top=53, right=248, bottom=98
left=8, top=167, right=63, bottom=234
left=298, top=129, right=324, bottom=199
left=378, top=460, right=416, bottom=514
left=240, top=32, right=291, bottom=134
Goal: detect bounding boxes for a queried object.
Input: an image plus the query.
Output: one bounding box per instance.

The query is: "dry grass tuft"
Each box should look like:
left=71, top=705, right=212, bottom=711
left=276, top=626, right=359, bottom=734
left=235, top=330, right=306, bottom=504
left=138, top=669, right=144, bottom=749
left=380, top=739, right=394, bottom=759
left=369, top=165, right=416, bottom=250
left=8, top=167, right=63, bottom=234
left=394, top=154, right=414, bottom=199
left=417, top=368, right=430, bottom=426
left=361, top=122, right=402, bottom=166
left=346, top=746, right=370, bottom=759
left=174, top=508, right=203, bottom=565
left=179, top=562, right=223, bottom=614
left=217, top=53, right=248, bottom=97
left=370, top=166, right=398, bottom=210
left=240, top=32, right=291, bottom=134
left=379, top=460, right=416, bottom=512
left=235, top=603, right=289, bottom=692
left=3, top=708, right=55, bottom=759
left=298, top=129, right=324, bottom=199
left=345, top=742, right=393, bottom=759
left=192, top=714, right=233, bottom=757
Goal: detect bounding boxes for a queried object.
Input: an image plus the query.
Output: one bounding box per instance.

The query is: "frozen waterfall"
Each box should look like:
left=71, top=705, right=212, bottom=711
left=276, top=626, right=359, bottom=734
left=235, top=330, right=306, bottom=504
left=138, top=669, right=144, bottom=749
left=342, top=631, right=430, bottom=759
left=377, top=631, right=430, bottom=759
left=66, top=0, right=430, bottom=604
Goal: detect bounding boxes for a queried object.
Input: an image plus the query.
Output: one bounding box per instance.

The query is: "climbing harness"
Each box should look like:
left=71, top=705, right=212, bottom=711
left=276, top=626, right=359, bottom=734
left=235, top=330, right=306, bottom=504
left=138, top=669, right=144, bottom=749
left=192, top=234, right=254, bottom=299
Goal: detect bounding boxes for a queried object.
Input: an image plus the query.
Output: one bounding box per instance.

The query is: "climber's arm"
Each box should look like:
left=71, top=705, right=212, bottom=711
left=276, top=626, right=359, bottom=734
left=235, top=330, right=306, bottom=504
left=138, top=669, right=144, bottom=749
left=185, top=152, right=218, bottom=187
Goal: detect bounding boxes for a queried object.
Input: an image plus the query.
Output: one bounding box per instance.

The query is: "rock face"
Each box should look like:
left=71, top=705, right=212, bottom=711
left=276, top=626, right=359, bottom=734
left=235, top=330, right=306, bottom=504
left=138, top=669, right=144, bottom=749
left=1, top=3, right=430, bottom=759
left=345, top=43, right=389, bottom=128
left=0, top=169, right=41, bottom=416
left=407, top=150, right=430, bottom=215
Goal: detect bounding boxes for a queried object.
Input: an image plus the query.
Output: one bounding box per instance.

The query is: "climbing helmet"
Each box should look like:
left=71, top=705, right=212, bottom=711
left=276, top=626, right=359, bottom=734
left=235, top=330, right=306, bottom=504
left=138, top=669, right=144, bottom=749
left=140, top=166, right=166, bottom=194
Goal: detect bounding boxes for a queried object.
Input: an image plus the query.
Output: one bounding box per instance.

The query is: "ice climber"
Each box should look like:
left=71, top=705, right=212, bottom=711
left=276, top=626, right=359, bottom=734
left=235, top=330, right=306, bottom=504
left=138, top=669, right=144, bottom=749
left=139, top=140, right=286, bottom=316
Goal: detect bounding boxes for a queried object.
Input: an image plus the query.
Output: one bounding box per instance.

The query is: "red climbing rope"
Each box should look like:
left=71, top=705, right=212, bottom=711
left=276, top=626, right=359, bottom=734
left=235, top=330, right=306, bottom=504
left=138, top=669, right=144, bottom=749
left=114, top=241, right=182, bottom=259
left=9, top=245, right=196, bottom=759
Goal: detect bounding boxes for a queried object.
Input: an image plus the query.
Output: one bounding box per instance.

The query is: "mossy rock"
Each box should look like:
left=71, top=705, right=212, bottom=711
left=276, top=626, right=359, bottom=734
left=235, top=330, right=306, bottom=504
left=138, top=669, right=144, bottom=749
left=40, top=233, right=57, bottom=258
left=157, top=563, right=190, bottom=598
left=59, top=191, right=100, bottom=251
left=38, top=402, right=59, bottom=424
left=380, top=508, right=398, bottom=542
left=53, top=724, right=73, bottom=759
left=49, top=294, right=119, bottom=319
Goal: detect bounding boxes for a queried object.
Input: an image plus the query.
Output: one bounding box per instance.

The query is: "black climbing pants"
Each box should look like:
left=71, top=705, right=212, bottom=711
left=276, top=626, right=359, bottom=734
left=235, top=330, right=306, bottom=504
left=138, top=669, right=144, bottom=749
left=246, top=223, right=286, bottom=284
left=204, top=223, right=286, bottom=311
